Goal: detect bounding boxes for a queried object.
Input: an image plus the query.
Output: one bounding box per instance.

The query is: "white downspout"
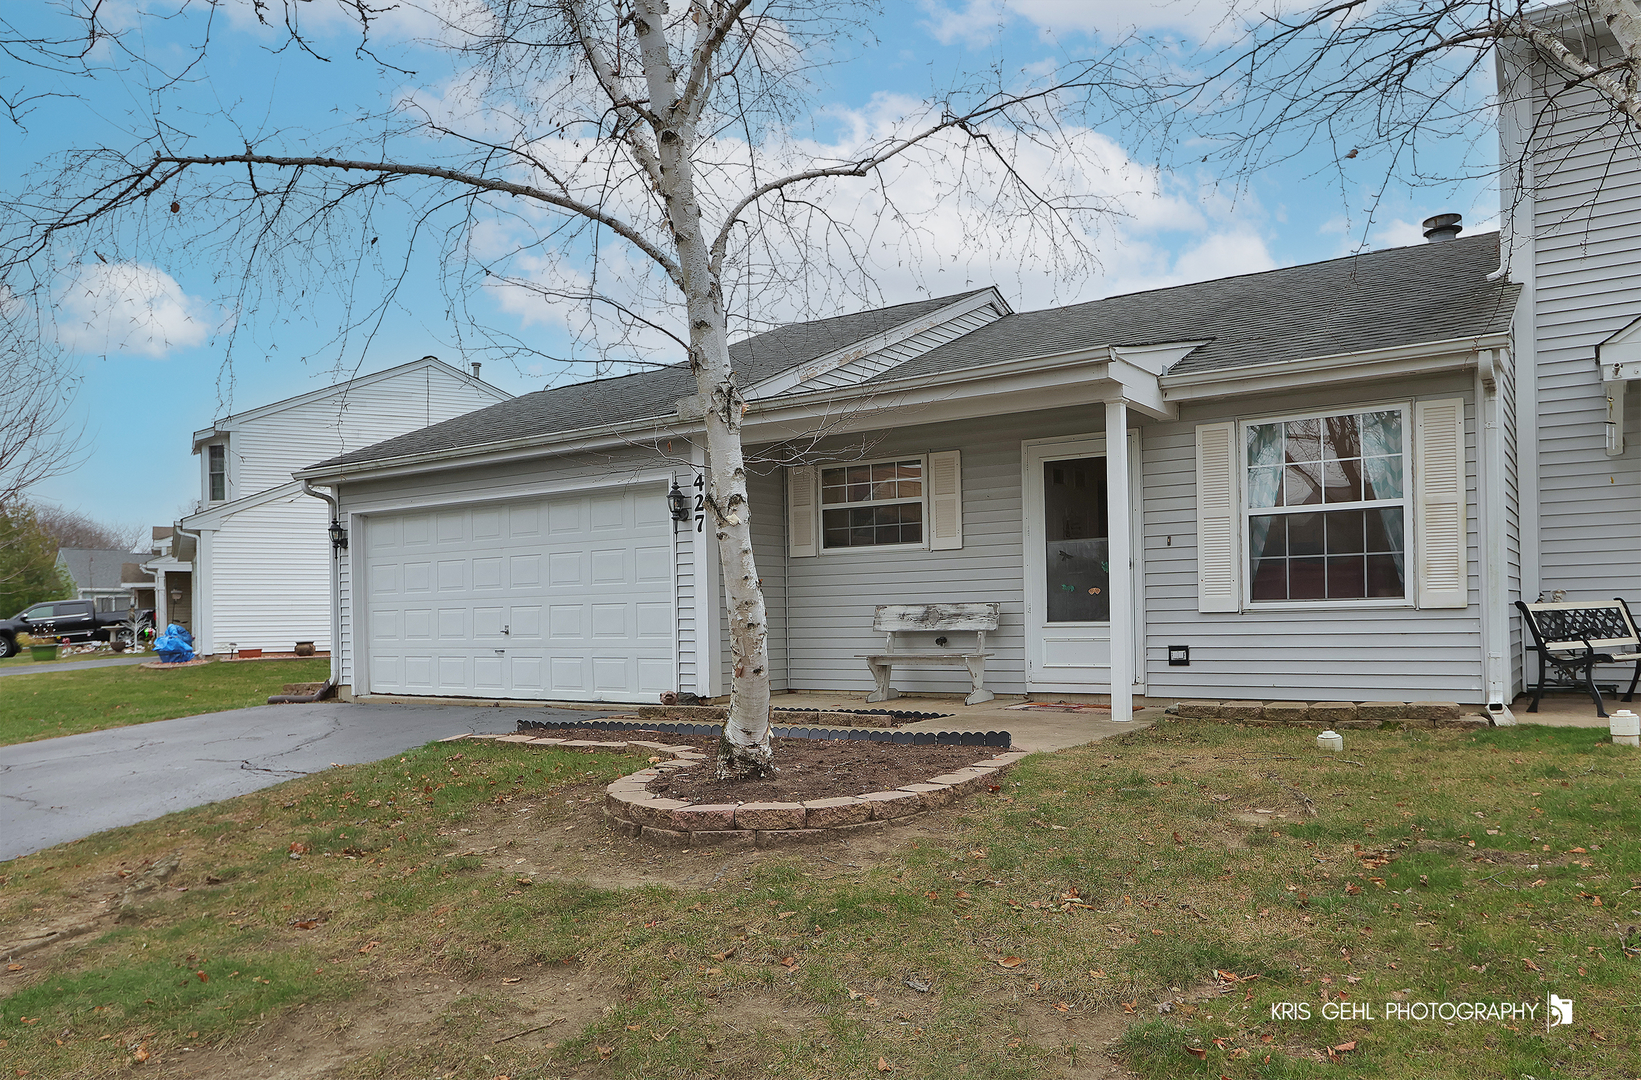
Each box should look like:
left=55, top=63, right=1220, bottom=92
left=301, top=480, right=345, bottom=689
left=173, top=522, right=208, bottom=654
left=1476, top=350, right=1515, bottom=723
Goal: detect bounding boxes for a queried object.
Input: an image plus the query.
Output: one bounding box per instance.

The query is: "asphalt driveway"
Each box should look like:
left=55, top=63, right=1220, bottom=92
left=0, top=701, right=603, bottom=861
left=0, top=655, right=150, bottom=678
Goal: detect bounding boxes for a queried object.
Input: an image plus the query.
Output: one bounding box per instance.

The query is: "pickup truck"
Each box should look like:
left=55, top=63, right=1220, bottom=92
left=0, top=599, right=147, bottom=658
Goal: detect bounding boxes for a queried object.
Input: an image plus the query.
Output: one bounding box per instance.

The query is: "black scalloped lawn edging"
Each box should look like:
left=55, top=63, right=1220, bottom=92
left=772, top=707, right=952, bottom=721
left=517, top=716, right=1009, bottom=748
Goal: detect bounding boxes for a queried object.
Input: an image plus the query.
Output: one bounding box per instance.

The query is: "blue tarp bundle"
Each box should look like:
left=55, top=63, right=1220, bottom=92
left=153, top=623, right=195, bottom=664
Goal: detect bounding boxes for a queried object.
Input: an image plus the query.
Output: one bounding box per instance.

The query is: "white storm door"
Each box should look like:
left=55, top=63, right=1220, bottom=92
left=1022, top=434, right=1140, bottom=691
left=364, top=486, right=674, bottom=703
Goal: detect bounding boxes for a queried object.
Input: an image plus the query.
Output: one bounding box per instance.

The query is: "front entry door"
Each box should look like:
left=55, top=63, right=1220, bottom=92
left=1023, top=435, right=1138, bottom=691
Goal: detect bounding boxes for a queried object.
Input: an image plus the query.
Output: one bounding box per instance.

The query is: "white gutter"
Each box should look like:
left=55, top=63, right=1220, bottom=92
left=1160, top=333, right=1512, bottom=400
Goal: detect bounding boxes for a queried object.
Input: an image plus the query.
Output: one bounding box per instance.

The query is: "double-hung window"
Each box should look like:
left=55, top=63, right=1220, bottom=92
left=1245, top=408, right=1408, bottom=602
left=1195, top=398, right=1466, bottom=612
left=820, top=458, right=924, bottom=549
left=208, top=444, right=227, bottom=502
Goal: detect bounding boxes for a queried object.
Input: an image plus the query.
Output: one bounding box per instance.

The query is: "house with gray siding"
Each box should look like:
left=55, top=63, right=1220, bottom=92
left=297, top=238, right=1533, bottom=716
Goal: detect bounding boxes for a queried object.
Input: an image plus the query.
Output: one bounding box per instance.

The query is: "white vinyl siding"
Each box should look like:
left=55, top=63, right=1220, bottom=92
left=674, top=497, right=698, bottom=695
left=228, top=366, right=506, bottom=492
left=1148, top=380, right=1485, bottom=702
left=207, top=488, right=333, bottom=652
left=790, top=306, right=1005, bottom=392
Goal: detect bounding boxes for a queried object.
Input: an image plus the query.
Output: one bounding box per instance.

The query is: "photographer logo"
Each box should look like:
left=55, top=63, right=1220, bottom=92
left=1547, top=994, right=1573, bottom=1030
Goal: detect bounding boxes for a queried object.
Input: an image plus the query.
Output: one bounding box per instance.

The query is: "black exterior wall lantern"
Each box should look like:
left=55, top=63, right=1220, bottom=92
left=329, top=518, right=350, bottom=556
left=667, top=481, right=691, bottom=522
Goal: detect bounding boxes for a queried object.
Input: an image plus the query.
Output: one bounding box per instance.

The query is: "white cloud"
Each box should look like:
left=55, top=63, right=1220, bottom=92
left=57, top=262, right=216, bottom=359
left=918, top=0, right=1264, bottom=48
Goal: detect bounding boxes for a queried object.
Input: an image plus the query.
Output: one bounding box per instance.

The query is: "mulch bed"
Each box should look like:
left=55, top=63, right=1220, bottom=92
left=525, top=725, right=990, bottom=803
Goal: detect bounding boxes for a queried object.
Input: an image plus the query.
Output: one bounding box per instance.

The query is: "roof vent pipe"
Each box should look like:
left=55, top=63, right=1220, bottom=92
left=470, top=361, right=482, bottom=379
left=1422, top=213, right=1463, bottom=242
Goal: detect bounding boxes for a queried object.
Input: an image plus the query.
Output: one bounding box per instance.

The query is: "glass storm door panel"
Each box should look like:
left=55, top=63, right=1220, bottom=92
left=1024, top=437, right=1115, bottom=690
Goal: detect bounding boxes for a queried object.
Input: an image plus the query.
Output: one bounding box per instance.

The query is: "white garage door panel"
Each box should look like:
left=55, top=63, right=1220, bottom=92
left=364, top=487, right=672, bottom=703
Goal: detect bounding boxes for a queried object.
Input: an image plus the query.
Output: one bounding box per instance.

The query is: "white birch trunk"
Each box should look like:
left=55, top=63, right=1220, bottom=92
left=633, top=0, right=773, bottom=775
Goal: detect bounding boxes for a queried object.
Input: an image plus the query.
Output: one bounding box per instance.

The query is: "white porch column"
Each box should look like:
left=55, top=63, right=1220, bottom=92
left=153, top=570, right=170, bottom=629
left=1105, top=401, right=1133, bottom=723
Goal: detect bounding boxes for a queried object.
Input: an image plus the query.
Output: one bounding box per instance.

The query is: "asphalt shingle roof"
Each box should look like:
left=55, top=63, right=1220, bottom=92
left=883, top=232, right=1515, bottom=382
left=307, top=236, right=1515, bottom=471
left=57, top=548, right=138, bottom=590
left=307, top=290, right=989, bottom=471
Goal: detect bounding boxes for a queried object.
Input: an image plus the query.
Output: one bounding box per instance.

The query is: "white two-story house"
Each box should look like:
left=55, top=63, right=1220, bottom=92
left=169, top=357, right=511, bottom=655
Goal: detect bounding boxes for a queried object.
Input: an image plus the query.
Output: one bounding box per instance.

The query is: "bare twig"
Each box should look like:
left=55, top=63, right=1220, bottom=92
left=493, top=1016, right=565, bottom=1044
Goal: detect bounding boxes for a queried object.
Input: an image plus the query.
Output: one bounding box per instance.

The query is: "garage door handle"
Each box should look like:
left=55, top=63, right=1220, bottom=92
left=502, top=625, right=510, bottom=635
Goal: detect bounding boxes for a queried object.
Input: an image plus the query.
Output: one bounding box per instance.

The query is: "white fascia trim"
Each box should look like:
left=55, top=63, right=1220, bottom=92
left=1159, top=332, right=1512, bottom=401
left=182, top=479, right=309, bottom=529
left=191, top=357, right=511, bottom=451
left=745, top=288, right=1012, bottom=399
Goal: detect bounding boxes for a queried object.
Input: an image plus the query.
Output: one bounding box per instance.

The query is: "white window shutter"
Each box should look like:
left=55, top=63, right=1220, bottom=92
left=1195, top=422, right=1240, bottom=612
left=787, top=465, right=818, bottom=558
left=928, top=450, right=963, bottom=550
left=1415, top=398, right=1467, bottom=608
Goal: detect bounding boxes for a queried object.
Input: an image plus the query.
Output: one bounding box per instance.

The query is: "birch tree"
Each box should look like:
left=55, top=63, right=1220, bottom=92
left=1, top=1, right=1150, bottom=776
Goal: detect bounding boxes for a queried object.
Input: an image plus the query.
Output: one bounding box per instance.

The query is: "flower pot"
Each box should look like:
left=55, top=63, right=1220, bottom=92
left=29, top=645, right=59, bottom=661
left=239, top=648, right=263, bottom=659
left=294, top=641, right=316, bottom=657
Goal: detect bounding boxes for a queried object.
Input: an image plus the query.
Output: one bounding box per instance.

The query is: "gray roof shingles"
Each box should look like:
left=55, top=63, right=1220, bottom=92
left=57, top=548, right=138, bottom=590
left=308, top=236, right=1515, bottom=471
left=307, top=290, right=987, bottom=471
left=882, top=232, right=1515, bottom=382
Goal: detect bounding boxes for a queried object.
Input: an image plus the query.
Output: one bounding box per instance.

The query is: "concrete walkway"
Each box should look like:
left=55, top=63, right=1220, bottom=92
left=764, top=691, right=1162, bottom=752
left=0, top=702, right=603, bottom=862
left=0, top=655, right=150, bottom=678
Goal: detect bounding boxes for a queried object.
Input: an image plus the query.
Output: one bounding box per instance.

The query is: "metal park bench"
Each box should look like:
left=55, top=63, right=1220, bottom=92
left=1515, top=598, right=1641, bottom=717
left=861, top=602, right=1001, bottom=707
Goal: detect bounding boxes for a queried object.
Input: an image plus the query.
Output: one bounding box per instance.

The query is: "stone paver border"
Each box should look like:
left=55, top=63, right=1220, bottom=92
left=455, top=732, right=1029, bottom=849
left=1172, top=699, right=1492, bottom=728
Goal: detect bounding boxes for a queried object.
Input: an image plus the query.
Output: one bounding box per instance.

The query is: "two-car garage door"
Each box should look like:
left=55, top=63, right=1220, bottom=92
left=364, top=487, right=674, bottom=703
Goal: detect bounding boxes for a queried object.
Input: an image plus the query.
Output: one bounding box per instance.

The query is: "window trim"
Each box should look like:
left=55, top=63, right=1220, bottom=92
left=817, top=454, right=929, bottom=554
left=1238, top=402, right=1413, bottom=608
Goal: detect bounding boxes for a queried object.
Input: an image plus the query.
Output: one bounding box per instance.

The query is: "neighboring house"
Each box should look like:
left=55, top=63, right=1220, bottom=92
left=296, top=243, right=1525, bottom=712
left=167, top=357, right=511, bottom=654
left=56, top=548, right=138, bottom=611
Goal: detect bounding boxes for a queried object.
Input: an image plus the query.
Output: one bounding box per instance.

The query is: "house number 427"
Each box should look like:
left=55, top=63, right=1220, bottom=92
left=693, top=473, right=705, bottom=533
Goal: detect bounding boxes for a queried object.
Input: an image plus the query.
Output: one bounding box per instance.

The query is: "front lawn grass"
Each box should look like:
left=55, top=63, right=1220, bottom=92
left=0, top=659, right=331, bottom=745
left=1, top=718, right=1636, bottom=1079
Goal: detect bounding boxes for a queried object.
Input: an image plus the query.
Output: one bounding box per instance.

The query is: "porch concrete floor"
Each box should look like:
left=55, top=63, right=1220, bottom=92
left=767, top=691, right=1162, bottom=753
left=1507, top=691, right=1641, bottom=728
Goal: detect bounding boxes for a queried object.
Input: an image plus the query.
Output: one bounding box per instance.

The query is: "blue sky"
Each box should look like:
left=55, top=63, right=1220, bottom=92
left=6, top=0, right=1498, bottom=530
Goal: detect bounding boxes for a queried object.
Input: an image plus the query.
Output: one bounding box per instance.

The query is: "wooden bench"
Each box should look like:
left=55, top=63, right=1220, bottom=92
left=1515, top=598, right=1641, bottom=717
left=860, top=603, right=1001, bottom=707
